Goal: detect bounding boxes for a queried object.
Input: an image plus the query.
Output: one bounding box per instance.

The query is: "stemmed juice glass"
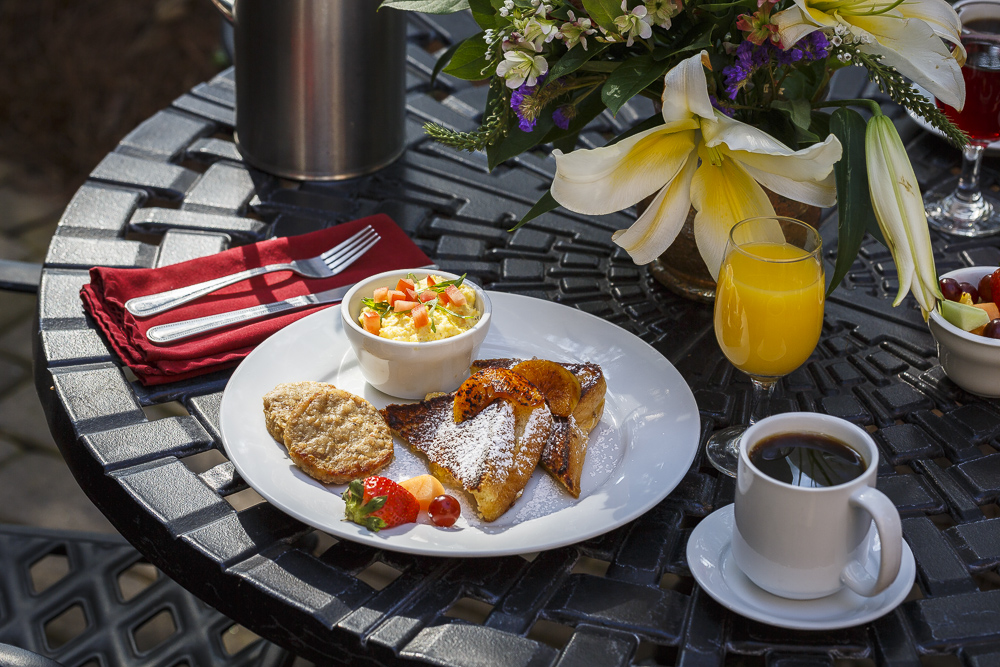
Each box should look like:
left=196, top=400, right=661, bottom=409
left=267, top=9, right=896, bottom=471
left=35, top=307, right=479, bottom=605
left=924, top=0, right=1000, bottom=237
left=705, top=216, right=825, bottom=477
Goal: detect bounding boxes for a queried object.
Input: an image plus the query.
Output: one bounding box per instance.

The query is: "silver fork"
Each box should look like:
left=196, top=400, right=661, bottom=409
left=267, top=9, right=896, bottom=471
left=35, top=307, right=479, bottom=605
left=125, top=225, right=380, bottom=317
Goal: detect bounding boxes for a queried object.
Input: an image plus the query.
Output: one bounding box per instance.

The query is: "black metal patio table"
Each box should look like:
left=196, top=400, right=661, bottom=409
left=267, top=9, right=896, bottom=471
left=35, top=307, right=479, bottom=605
left=30, top=11, right=1000, bottom=667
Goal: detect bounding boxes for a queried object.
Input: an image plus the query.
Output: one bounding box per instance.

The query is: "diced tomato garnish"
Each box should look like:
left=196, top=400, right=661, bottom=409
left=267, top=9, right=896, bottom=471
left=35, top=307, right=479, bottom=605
left=418, top=290, right=436, bottom=303
left=373, top=286, right=389, bottom=303
left=411, top=303, right=429, bottom=328
left=405, top=288, right=418, bottom=300
left=426, top=276, right=436, bottom=287
left=387, top=290, right=406, bottom=306
left=444, top=285, right=466, bottom=307
left=393, top=300, right=418, bottom=312
left=362, top=311, right=381, bottom=335
left=396, top=278, right=416, bottom=294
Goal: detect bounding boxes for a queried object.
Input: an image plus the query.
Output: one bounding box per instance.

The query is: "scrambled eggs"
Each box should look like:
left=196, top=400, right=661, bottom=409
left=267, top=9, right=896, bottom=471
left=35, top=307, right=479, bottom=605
left=359, top=276, right=479, bottom=342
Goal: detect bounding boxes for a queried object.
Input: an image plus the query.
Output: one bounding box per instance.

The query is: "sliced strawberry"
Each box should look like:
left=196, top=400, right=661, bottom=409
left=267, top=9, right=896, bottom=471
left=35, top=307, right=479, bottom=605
left=343, top=477, right=418, bottom=531
left=418, top=290, right=436, bottom=303
left=393, top=299, right=418, bottom=312
left=387, top=289, right=406, bottom=307
left=362, top=311, right=381, bottom=335
left=396, top=278, right=416, bottom=294
left=444, top=285, right=466, bottom=307
left=411, top=303, right=429, bottom=328
left=373, top=286, right=389, bottom=303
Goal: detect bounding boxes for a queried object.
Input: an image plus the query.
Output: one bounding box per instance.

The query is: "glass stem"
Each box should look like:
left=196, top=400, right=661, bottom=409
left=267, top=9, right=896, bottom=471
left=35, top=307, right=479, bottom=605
left=955, top=143, right=986, bottom=205
left=747, top=377, right=777, bottom=426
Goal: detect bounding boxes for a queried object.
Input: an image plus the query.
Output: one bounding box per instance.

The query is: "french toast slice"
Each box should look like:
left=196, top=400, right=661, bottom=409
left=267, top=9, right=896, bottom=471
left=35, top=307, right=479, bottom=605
left=470, top=359, right=606, bottom=498
left=382, top=369, right=553, bottom=521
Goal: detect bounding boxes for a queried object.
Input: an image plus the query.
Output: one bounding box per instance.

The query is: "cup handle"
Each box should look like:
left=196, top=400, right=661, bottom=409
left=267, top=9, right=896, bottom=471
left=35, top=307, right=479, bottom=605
left=841, top=487, right=903, bottom=597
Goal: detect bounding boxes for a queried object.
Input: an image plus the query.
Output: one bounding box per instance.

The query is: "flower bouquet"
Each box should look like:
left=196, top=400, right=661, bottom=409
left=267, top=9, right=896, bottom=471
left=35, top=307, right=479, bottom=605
left=384, top=0, right=969, bottom=311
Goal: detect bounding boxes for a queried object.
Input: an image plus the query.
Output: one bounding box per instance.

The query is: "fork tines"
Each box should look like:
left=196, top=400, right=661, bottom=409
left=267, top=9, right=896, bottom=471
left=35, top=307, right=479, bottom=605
left=323, top=226, right=380, bottom=273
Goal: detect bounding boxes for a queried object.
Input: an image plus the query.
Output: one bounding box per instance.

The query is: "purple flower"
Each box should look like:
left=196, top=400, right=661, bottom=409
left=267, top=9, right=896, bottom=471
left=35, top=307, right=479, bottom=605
left=553, top=105, right=574, bottom=130
left=777, top=47, right=804, bottom=66
left=710, top=95, right=736, bottom=118
left=722, top=62, right=750, bottom=99
left=511, top=81, right=541, bottom=132
left=802, top=31, right=830, bottom=60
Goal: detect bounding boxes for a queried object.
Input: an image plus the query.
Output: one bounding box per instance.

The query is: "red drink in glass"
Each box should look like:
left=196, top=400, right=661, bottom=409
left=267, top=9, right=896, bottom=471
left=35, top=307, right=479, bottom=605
left=937, top=31, right=1000, bottom=143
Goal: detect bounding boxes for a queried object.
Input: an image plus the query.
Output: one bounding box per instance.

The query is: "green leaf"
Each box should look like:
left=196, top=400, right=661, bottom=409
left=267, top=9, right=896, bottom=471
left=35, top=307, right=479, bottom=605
left=602, top=55, right=670, bottom=116
left=487, top=111, right=556, bottom=170
left=380, top=0, right=470, bottom=13
left=511, top=190, right=559, bottom=231
left=442, top=35, right=493, bottom=80
left=553, top=131, right=581, bottom=153
left=540, top=87, right=609, bottom=145
left=827, top=107, right=877, bottom=296
left=547, top=43, right=609, bottom=82
left=468, top=0, right=498, bottom=28
left=431, top=41, right=463, bottom=87
left=582, top=0, right=624, bottom=30
left=772, top=99, right=812, bottom=132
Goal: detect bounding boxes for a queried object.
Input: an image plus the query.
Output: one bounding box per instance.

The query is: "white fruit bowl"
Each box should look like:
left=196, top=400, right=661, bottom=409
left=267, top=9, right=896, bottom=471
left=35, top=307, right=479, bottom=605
left=927, top=266, right=1000, bottom=397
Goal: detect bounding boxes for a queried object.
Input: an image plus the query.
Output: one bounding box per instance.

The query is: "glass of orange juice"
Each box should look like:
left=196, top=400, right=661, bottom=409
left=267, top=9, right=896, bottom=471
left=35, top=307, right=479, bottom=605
left=706, top=216, right=825, bottom=476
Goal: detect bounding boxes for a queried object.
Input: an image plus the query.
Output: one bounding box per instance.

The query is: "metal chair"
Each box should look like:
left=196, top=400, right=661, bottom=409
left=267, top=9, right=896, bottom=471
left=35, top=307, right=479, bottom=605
left=0, top=267, right=295, bottom=667
left=0, top=525, right=295, bottom=667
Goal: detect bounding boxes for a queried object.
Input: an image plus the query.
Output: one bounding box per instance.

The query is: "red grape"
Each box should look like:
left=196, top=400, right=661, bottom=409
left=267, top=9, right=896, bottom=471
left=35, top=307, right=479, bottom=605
left=984, top=319, right=1000, bottom=339
left=979, top=274, right=993, bottom=303
left=940, top=277, right=962, bottom=302
left=428, top=495, right=460, bottom=527
left=959, top=282, right=980, bottom=303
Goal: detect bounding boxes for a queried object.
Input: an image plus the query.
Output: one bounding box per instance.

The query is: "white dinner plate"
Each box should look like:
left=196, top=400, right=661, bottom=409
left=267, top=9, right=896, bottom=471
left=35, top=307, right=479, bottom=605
left=219, top=291, right=701, bottom=557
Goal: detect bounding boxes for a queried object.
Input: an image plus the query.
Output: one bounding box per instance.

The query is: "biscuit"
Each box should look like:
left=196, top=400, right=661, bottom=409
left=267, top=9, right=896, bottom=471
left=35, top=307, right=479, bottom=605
left=283, top=388, right=393, bottom=484
left=263, top=381, right=334, bottom=442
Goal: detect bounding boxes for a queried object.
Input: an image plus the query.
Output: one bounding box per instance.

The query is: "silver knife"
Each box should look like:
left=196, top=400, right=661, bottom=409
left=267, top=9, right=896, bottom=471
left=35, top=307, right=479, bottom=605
left=145, top=283, right=354, bottom=345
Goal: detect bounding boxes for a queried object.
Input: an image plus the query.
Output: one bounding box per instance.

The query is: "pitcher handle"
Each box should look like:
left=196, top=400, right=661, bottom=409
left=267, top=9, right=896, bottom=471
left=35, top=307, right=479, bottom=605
left=841, top=487, right=903, bottom=597
left=210, top=0, right=234, bottom=22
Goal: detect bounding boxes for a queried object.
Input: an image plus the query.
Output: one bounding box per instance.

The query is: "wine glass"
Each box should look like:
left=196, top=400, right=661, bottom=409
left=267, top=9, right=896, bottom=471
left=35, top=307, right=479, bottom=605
left=705, top=216, right=825, bottom=477
left=924, top=0, right=1000, bottom=237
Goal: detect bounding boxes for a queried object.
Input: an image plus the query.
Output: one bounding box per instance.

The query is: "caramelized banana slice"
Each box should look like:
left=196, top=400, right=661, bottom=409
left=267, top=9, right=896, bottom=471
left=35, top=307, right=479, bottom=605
left=512, top=359, right=582, bottom=417
left=453, top=368, right=545, bottom=423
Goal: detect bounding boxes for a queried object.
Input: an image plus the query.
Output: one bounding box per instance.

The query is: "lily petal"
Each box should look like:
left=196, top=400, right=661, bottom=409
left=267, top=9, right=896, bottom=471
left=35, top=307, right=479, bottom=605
left=612, top=153, right=698, bottom=264
left=660, top=51, right=716, bottom=124
left=690, top=146, right=777, bottom=280
left=704, top=116, right=842, bottom=184
left=703, top=117, right=841, bottom=207
left=897, top=0, right=965, bottom=65
left=873, top=115, right=940, bottom=310
left=852, top=15, right=965, bottom=110
left=773, top=5, right=828, bottom=46
left=551, top=123, right=698, bottom=215
left=866, top=115, right=917, bottom=307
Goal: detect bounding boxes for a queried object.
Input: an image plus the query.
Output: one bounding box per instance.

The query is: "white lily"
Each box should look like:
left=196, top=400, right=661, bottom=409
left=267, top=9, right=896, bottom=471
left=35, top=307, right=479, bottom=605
left=865, top=114, right=940, bottom=315
left=773, top=0, right=966, bottom=109
left=550, top=52, right=842, bottom=278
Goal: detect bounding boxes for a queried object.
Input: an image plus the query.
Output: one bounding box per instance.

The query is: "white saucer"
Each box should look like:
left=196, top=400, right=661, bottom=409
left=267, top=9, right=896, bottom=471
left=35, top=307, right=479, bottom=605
left=687, top=505, right=916, bottom=631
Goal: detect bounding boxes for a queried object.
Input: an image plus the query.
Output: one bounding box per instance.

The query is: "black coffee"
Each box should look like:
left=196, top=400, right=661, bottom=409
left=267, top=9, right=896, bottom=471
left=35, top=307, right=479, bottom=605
left=749, top=432, right=866, bottom=488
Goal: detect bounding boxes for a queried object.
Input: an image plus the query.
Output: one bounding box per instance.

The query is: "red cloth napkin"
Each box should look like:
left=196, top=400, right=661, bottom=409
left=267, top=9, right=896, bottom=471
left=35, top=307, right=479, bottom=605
left=81, top=215, right=432, bottom=385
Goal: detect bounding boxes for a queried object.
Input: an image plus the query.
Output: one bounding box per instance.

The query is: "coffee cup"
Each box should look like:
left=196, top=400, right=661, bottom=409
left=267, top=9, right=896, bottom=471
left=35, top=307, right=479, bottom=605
left=732, top=412, right=902, bottom=600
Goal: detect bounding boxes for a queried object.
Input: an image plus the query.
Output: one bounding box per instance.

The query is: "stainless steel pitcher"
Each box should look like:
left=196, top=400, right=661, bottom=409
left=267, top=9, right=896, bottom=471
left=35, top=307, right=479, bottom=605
left=211, top=0, right=407, bottom=180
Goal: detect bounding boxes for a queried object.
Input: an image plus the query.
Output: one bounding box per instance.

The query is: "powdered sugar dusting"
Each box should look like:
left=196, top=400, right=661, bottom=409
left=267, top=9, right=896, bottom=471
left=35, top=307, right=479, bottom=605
left=423, top=401, right=516, bottom=487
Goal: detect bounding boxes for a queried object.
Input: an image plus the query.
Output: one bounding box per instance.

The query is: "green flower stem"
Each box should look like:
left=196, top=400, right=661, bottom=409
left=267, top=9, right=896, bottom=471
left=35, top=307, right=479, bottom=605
left=814, top=99, right=883, bottom=117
